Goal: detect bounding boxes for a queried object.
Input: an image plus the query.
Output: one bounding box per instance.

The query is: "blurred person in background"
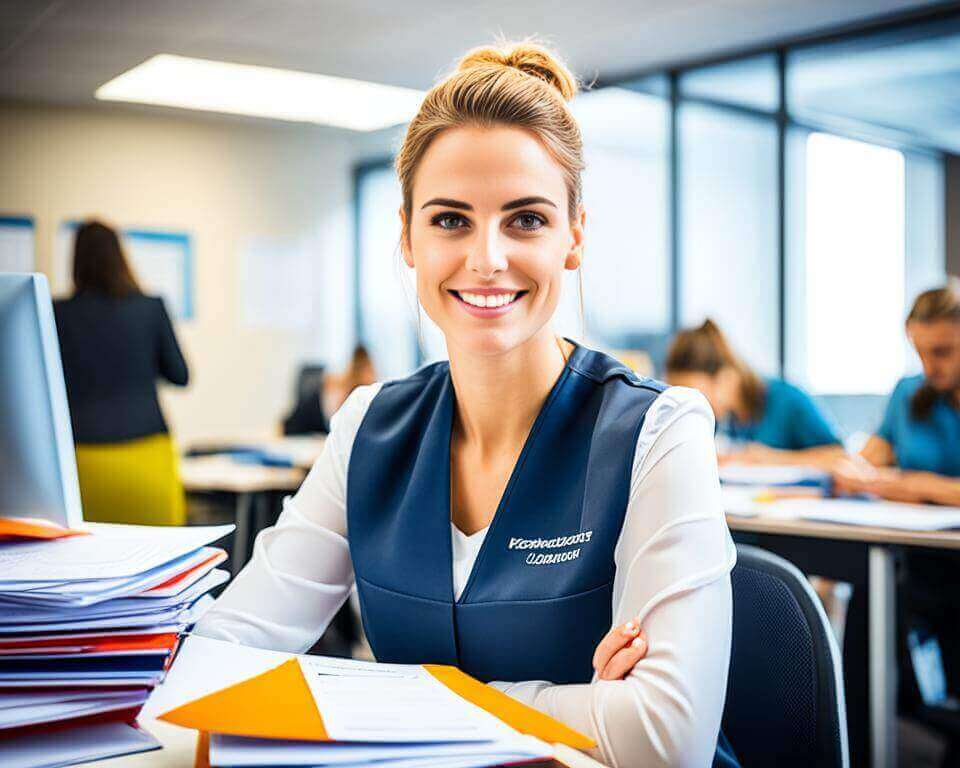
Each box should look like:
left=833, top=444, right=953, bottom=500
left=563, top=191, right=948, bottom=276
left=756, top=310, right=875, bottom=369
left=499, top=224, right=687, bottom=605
left=323, top=344, right=377, bottom=421
left=282, top=345, right=378, bottom=435
left=666, top=318, right=844, bottom=466
left=834, top=283, right=960, bottom=723
left=54, top=220, right=189, bottom=525
left=834, top=281, right=960, bottom=503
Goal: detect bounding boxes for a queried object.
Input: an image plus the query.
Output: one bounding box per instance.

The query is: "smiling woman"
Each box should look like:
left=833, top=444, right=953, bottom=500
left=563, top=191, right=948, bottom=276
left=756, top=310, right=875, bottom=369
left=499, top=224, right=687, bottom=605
left=400, top=124, right=581, bottom=357
left=194, top=40, right=739, bottom=768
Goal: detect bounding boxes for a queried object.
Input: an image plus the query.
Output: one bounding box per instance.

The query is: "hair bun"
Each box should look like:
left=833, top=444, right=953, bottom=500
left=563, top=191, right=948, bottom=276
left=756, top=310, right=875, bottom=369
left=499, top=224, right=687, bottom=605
left=457, top=40, right=579, bottom=102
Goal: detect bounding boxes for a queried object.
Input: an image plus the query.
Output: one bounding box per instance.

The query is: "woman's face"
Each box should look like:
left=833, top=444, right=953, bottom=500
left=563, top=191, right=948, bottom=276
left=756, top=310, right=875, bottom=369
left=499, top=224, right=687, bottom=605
left=907, top=319, right=960, bottom=393
left=666, top=367, right=739, bottom=420
left=401, top=125, right=584, bottom=358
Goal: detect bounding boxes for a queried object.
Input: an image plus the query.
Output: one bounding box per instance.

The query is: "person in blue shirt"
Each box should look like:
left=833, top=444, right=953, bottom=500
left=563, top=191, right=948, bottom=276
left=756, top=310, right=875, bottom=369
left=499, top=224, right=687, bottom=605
left=665, top=319, right=844, bottom=465
left=835, top=282, right=960, bottom=503
left=834, top=282, right=960, bottom=724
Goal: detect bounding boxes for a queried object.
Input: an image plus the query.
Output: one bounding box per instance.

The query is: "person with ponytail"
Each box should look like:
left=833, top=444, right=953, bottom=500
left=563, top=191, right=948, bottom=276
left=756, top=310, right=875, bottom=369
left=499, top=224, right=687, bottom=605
left=195, top=40, right=739, bottom=767
left=666, top=319, right=844, bottom=465
left=834, top=281, right=960, bottom=503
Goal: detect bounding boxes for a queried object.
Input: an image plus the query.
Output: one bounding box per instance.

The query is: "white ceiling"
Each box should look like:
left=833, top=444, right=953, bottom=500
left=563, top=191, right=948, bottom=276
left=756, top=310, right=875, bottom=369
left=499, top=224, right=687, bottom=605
left=0, top=0, right=944, bottom=116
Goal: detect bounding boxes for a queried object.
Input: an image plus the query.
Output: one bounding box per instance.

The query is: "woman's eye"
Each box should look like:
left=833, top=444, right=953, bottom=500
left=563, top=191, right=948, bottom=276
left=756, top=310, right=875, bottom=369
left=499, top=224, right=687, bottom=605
left=511, top=212, right=546, bottom=231
left=432, top=213, right=468, bottom=230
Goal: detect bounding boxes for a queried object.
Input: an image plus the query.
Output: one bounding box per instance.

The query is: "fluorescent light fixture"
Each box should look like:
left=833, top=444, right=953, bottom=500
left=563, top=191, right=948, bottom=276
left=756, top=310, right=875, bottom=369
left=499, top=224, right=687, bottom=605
left=96, top=54, right=424, bottom=131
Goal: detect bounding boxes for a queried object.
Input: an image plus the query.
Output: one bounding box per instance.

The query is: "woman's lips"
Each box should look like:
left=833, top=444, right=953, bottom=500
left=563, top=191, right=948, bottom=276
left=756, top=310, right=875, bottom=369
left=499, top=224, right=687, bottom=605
left=448, top=289, right=528, bottom=318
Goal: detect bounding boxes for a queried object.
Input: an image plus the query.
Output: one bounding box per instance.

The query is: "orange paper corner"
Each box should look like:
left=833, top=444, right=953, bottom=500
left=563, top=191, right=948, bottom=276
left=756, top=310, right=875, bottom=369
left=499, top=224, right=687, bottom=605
left=160, top=658, right=328, bottom=741
left=424, top=664, right=596, bottom=750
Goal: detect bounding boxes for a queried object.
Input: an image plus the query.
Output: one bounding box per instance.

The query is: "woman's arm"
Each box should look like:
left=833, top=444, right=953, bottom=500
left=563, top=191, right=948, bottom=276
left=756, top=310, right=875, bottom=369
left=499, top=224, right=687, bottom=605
left=845, top=468, right=960, bottom=506
left=831, top=436, right=896, bottom=496
left=902, top=472, right=960, bottom=506
left=860, top=435, right=895, bottom=467
left=155, top=298, right=189, bottom=386
left=495, top=389, right=736, bottom=768
left=193, top=384, right=382, bottom=652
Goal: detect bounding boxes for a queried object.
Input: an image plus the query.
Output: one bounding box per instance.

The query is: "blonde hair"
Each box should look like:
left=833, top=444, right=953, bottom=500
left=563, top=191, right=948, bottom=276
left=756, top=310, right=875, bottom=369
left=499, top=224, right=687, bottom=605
left=907, top=279, right=960, bottom=326
left=396, top=39, right=584, bottom=239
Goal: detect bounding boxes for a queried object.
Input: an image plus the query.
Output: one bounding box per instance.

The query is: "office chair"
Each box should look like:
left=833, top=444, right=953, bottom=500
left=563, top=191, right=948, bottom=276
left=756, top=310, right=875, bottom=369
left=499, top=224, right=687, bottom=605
left=722, top=544, right=850, bottom=768
left=282, top=364, right=328, bottom=435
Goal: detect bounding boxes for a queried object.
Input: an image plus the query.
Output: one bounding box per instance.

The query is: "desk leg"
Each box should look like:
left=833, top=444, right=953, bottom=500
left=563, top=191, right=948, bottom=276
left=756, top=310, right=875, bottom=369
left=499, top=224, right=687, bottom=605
left=869, top=546, right=897, bottom=768
left=232, top=492, right=253, bottom=577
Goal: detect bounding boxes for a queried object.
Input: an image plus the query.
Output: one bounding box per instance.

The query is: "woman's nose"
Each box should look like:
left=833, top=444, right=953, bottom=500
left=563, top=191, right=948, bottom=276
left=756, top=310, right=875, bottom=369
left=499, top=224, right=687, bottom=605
left=465, top=226, right=508, bottom=278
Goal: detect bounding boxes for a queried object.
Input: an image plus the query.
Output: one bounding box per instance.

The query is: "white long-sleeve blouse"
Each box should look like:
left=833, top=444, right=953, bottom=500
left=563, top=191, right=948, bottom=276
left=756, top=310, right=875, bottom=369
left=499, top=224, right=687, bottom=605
left=194, top=382, right=737, bottom=768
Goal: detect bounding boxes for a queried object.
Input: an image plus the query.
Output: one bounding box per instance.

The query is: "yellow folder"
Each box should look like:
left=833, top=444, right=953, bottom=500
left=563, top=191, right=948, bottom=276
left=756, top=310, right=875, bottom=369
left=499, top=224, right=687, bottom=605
left=159, top=657, right=595, bottom=750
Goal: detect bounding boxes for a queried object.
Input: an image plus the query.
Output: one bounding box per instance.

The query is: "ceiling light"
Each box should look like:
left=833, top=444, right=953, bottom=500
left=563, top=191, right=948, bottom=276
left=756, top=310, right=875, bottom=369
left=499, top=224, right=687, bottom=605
left=96, top=54, right=424, bottom=131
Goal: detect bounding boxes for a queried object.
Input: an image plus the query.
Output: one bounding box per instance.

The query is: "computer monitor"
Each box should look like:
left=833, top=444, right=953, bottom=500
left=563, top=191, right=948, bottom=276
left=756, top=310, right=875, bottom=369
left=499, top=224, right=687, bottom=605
left=0, top=273, right=83, bottom=527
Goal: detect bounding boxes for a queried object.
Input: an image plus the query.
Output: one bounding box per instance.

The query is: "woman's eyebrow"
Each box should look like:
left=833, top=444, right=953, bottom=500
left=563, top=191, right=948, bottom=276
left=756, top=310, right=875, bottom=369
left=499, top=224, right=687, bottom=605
left=501, top=196, right=557, bottom=211
left=420, top=196, right=558, bottom=211
left=421, top=198, right=472, bottom=210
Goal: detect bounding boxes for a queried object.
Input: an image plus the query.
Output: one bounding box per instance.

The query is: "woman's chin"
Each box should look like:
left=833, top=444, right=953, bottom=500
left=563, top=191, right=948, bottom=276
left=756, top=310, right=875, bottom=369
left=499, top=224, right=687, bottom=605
left=444, top=325, right=531, bottom=359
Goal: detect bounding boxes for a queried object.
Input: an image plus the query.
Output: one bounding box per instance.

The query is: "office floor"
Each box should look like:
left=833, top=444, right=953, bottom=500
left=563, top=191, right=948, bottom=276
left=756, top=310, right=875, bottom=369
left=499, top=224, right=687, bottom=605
left=900, top=718, right=949, bottom=767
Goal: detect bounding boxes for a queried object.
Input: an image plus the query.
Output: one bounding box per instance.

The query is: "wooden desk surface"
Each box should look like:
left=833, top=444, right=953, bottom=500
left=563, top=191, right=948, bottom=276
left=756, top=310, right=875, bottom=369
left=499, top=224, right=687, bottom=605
left=99, top=718, right=196, bottom=768
left=727, top=511, right=960, bottom=550
left=185, top=435, right=326, bottom=471
left=179, top=455, right=306, bottom=494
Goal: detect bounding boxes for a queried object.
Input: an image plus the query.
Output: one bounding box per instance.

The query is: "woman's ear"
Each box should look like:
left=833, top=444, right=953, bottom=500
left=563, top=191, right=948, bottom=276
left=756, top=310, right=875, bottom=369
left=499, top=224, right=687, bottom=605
left=564, top=205, right=586, bottom=271
left=398, top=206, right=414, bottom=268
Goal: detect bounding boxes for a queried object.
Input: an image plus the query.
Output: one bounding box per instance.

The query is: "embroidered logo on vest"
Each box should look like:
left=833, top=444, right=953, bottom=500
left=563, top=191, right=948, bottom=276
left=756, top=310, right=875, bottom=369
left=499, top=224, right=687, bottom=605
left=507, top=531, right=593, bottom=566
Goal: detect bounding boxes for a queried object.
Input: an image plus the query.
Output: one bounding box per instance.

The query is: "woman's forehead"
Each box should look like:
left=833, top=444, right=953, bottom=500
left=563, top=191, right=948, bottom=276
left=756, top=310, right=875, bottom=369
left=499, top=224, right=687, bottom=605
left=413, top=126, right=567, bottom=206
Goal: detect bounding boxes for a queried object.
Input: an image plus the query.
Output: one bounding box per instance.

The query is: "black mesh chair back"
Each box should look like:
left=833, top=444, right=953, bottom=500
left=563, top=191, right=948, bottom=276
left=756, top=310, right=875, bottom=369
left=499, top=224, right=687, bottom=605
left=722, top=544, right=849, bottom=768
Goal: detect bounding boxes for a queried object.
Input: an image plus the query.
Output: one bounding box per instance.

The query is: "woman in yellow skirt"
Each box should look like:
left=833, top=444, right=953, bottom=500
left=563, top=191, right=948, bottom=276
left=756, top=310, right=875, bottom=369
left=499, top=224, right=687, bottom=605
left=53, top=220, right=189, bottom=526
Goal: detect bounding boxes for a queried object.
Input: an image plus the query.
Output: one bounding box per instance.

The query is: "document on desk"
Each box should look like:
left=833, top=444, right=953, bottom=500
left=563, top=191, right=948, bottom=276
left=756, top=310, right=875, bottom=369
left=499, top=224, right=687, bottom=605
left=720, top=464, right=829, bottom=487
left=3, top=719, right=161, bottom=768
left=298, top=656, right=512, bottom=743
left=209, top=731, right=552, bottom=767
left=153, top=635, right=594, bottom=752
left=0, top=523, right=233, bottom=582
left=784, top=498, right=960, bottom=531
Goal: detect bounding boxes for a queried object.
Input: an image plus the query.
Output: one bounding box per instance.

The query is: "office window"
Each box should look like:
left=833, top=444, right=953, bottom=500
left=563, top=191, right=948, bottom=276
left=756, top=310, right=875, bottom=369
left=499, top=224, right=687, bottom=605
left=356, top=164, right=448, bottom=379
left=788, top=18, right=960, bottom=153
left=680, top=54, right=779, bottom=113
left=679, top=104, right=780, bottom=375
left=801, top=133, right=905, bottom=395
left=356, top=165, right=418, bottom=378
left=571, top=86, right=671, bottom=345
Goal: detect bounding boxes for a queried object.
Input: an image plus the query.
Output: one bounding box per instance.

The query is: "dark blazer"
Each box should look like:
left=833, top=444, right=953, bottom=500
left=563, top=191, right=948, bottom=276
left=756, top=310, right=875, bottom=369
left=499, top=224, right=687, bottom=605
left=53, top=292, right=189, bottom=444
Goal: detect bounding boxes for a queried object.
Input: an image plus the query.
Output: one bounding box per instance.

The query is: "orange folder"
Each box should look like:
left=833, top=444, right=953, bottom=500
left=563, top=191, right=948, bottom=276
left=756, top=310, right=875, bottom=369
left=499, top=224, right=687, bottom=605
left=160, top=658, right=595, bottom=751
left=0, top=517, right=89, bottom=541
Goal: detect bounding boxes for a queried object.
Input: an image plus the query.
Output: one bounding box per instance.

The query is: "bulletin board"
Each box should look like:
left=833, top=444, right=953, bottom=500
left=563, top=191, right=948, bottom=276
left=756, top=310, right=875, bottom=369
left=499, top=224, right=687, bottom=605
left=54, top=222, right=194, bottom=320
left=0, top=216, right=35, bottom=273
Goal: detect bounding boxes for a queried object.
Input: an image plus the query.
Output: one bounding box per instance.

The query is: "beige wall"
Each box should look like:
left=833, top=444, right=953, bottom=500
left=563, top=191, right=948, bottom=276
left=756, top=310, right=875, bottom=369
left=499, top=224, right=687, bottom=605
left=0, top=102, right=363, bottom=445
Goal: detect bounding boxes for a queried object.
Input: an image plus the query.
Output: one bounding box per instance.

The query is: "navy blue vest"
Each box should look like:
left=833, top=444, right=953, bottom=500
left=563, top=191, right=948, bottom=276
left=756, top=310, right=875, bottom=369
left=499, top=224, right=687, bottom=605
left=346, top=342, right=739, bottom=766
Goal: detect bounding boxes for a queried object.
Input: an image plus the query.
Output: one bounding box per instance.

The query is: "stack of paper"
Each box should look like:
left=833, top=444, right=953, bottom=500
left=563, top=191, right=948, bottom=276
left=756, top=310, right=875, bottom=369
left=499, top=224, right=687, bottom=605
left=0, top=522, right=232, bottom=765
left=145, top=636, right=590, bottom=768
left=782, top=498, right=960, bottom=532
left=719, top=464, right=830, bottom=488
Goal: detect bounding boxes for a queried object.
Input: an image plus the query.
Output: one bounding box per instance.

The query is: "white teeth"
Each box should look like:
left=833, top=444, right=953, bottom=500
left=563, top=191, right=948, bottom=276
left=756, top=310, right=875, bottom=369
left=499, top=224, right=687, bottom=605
left=459, top=292, right=517, bottom=308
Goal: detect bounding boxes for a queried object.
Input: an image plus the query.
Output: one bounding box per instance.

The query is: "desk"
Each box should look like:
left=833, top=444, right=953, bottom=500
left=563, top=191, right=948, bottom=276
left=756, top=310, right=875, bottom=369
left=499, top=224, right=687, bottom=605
left=727, top=507, right=960, bottom=768
left=186, top=435, right=327, bottom=470
left=179, top=455, right=306, bottom=575
left=97, top=717, right=608, bottom=768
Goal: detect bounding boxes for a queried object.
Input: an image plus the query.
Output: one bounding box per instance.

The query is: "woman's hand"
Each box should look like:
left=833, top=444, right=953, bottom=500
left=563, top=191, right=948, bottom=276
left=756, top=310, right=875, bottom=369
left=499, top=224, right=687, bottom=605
left=832, top=455, right=879, bottom=495
left=592, top=619, right=648, bottom=680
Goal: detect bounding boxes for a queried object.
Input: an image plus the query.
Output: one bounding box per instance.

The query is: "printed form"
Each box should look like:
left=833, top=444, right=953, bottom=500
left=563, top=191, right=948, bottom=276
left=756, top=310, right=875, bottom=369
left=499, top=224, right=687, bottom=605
left=298, top=656, right=516, bottom=743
